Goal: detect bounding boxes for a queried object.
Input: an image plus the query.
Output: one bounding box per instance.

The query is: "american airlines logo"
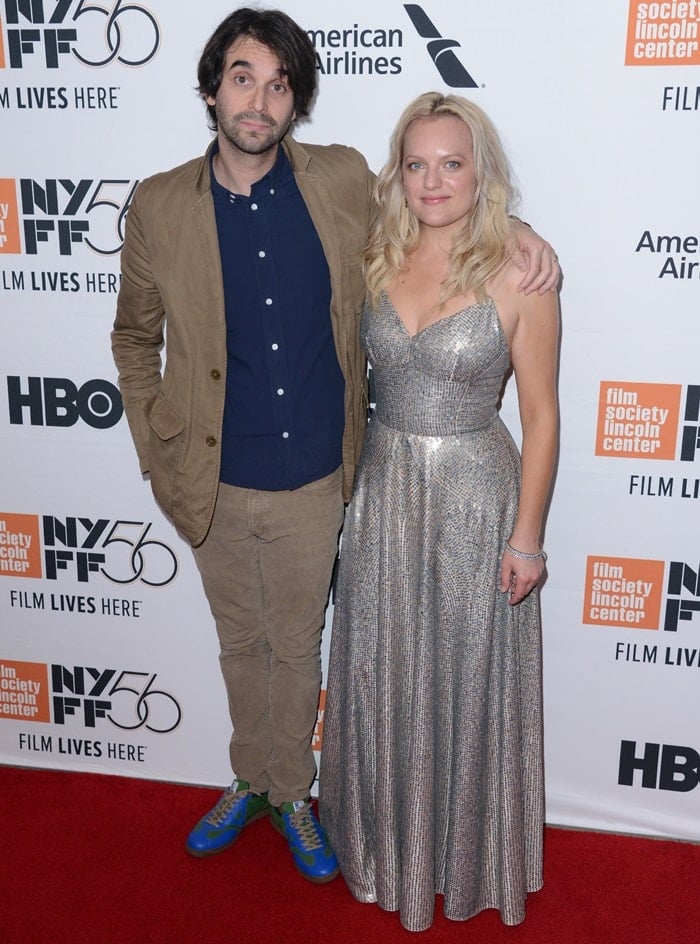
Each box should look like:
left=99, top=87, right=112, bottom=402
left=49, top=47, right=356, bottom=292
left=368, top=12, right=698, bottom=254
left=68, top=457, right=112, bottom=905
left=404, top=4, right=478, bottom=88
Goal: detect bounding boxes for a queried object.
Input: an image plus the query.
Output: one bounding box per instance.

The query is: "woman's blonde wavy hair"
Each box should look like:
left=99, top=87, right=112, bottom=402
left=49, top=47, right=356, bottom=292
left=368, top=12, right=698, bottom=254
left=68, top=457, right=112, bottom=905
left=365, top=92, right=518, bottom=308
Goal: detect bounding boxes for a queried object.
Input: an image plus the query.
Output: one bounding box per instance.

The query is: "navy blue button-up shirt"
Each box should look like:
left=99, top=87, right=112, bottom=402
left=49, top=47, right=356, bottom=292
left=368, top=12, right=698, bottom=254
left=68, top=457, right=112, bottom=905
left=210, top=145, right=345, bottom=491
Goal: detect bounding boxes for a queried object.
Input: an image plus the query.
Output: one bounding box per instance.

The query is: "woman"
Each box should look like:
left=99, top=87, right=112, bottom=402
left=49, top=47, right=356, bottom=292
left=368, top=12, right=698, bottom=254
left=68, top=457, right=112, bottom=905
left=319, top=92, right=559, bottom=931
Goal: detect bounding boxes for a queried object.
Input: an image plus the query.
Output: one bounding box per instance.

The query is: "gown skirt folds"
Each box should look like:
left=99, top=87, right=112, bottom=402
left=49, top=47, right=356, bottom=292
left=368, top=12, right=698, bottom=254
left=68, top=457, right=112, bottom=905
left=318, top=293, right=544, bottom=932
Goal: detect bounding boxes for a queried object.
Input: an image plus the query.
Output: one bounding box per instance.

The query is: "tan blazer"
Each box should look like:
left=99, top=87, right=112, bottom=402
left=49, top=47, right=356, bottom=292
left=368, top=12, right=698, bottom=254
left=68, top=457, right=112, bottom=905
left=112, top=137, right=373, bottom=546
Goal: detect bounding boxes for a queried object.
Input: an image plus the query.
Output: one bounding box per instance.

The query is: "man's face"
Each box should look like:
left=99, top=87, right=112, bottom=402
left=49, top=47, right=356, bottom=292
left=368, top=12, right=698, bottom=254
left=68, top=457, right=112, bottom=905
left=207, top=36, right=296, bottom=157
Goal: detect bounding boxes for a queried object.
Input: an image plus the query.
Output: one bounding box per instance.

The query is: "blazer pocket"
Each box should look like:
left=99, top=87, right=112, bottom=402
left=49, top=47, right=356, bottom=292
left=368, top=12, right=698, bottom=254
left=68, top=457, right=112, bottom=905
left=144, top=395, right=185, bottom=440
left=144, top=395, right=185, bottom=519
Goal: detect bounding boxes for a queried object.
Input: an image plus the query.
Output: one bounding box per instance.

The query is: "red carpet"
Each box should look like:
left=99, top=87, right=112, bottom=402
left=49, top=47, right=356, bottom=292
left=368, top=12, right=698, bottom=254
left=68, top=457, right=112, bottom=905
left=2, top=765, right=698, bottom=943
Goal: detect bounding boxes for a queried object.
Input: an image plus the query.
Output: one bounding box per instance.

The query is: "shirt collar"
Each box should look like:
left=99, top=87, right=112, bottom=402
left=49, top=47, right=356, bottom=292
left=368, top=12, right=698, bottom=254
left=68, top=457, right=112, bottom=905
left=209, top=141, right=293, bottom=203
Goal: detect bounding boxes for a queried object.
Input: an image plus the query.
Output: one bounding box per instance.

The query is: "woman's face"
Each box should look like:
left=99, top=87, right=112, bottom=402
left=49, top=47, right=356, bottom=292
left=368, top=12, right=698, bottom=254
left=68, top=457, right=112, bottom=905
left=401, top=114, right=477, bottom=235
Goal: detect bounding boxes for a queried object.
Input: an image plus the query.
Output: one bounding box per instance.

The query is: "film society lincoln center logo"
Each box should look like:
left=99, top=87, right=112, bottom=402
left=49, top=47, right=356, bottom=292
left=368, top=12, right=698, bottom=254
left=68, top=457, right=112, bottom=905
left=583, top=556, right=700, bottom=633
left=594, top=381, right=696, bottom=461
left=626, top=0, right=700, bottom=65
left=583, top=556, right=665, bottom=630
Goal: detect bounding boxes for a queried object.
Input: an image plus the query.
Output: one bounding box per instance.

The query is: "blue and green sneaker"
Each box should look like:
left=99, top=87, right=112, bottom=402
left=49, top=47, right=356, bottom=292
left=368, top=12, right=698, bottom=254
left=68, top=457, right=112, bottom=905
left=185, top=780, right=271, bottom=857
left=270, top=799, right=339, bottom=884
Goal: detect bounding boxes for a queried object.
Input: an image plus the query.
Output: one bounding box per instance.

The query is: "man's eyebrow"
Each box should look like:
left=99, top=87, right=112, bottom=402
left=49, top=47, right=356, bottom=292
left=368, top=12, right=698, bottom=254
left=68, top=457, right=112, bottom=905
left=228, top=58, right=288, bottom=77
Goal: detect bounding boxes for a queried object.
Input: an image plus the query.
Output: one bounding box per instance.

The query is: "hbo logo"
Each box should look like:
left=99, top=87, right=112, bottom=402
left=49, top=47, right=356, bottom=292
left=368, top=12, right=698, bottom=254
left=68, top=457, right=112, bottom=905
left=7, top=376, right=123, bottom=429
left=619, top=740, right=700, bottom=792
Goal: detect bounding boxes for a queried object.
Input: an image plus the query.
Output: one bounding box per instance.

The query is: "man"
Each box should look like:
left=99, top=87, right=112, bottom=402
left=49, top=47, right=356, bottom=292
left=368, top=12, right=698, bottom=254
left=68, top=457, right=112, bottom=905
left=111, top=7, right=559, bottom=885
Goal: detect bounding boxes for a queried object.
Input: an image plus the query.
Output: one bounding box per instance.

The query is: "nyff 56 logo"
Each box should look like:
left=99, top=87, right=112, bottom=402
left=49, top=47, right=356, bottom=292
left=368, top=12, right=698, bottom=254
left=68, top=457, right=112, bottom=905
left=0, top=177, right=137, bottom=256
left=0, top=0, right=160, bottom=69
left=0, top=512, right=178, bottom=586
left=1, top=658, right=181, bottom=733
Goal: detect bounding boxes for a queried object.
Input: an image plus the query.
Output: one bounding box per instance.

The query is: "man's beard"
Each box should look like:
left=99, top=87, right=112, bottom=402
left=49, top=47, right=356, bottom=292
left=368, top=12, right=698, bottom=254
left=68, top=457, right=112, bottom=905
left=217, top=107, right=294, bottom=156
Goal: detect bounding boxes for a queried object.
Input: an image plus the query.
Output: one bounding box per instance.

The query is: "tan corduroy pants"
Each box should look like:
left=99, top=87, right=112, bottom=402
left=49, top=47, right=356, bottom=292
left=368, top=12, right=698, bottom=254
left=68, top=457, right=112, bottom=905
left=192, top=466, right=344, bottom=806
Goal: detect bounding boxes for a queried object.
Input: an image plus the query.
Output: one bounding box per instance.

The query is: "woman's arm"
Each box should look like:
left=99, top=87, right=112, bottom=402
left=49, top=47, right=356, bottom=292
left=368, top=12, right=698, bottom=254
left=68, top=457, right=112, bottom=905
left=499, top=284, right=560, bottom=605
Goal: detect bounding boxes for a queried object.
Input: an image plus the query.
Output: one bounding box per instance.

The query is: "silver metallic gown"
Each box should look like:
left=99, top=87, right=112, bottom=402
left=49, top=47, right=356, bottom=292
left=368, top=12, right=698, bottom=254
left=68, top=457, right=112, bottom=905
left=318, top=293, right=544, bottom=931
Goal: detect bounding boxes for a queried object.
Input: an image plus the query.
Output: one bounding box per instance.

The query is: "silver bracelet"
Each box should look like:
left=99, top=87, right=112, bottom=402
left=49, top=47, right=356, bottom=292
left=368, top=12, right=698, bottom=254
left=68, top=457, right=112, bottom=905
left=504, top=540, right=546, bottom=562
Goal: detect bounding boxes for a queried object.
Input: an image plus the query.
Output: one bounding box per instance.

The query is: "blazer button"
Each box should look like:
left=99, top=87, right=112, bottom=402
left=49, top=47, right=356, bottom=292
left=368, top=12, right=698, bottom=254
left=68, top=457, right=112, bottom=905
left=210, top=369, right=221, bottom=380
left=206, top=436, right=217, bottom=447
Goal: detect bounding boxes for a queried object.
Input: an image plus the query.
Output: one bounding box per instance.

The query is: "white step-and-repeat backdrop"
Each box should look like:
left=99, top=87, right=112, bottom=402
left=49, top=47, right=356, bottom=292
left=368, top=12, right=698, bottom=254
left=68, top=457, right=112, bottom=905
left=2, top=0, right=699, bottom=840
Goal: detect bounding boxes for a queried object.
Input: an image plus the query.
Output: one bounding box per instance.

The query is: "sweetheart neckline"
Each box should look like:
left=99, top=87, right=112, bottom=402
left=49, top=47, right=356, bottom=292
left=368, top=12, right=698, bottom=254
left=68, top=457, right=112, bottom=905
left=380, top=292, right=504, bottom=344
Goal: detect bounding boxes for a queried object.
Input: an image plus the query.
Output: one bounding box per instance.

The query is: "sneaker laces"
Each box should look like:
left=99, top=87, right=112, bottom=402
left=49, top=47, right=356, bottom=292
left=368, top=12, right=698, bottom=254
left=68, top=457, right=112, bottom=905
left=206, top=785, right=250, bottom=826
left=288, top=804, right=323, bottom=851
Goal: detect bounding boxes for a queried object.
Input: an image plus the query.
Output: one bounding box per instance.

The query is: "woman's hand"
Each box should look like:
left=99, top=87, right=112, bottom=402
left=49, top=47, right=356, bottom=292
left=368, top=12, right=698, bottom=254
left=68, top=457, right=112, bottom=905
left=499, top=546, right=546, bottom=606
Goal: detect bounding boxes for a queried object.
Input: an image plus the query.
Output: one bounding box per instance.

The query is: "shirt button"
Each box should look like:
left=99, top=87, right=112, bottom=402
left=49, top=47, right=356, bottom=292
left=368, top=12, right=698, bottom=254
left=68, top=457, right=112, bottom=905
left=269, top=188, right=275, bottom=195
left=206, top=436, right=217, bottom=447
left=210, top=369, right=221, bottom=380
left=282, top=432, right=289, bottom=439
left=277, top=388, right=284, bottom=396
left=271, top=343, right=279, bottom=351
left=258, top=250, right=266, bottom=258
left=251, top=203, right=258, bottom=211
left=265, top=298, right=273, bottom=306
